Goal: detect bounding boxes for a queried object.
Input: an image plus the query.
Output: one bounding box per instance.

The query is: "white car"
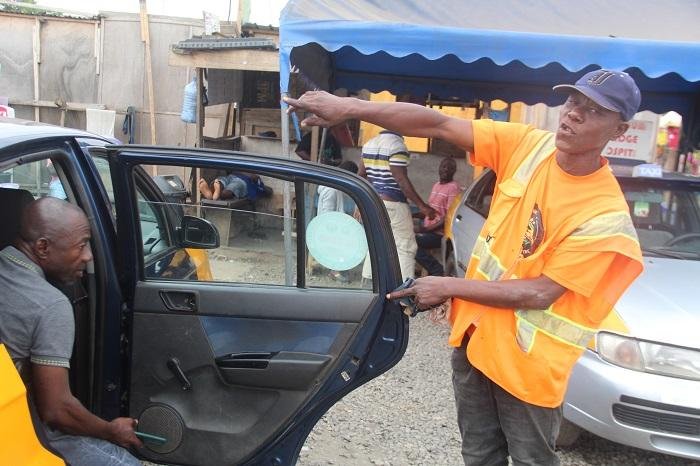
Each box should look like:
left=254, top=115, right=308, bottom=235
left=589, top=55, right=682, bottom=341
left=442, top=158, right=700, bottom=460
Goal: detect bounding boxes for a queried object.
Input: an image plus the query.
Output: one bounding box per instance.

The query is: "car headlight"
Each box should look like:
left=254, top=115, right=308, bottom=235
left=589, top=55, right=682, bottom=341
left=597, top=332, right=700, bottom=381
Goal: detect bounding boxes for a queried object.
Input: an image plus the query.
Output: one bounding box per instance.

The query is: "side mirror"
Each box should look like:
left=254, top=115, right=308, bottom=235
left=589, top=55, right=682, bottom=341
left=178, top=215, right=220, bottom=249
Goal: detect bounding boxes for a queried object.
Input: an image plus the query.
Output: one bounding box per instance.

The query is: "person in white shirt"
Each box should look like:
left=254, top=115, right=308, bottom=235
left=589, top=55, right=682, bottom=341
left=315, top=161, right=359, bottom=282
left=316, top=161, right=358, bottom=215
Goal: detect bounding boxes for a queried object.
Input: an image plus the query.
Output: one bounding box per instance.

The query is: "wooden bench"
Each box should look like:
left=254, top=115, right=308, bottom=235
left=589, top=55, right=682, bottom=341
left=200, top=198, right=256, bottom=246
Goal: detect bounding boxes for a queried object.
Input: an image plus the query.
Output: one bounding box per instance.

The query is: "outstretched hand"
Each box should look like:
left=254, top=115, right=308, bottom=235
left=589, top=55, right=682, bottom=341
left=283, top=91, right=349, bottom=128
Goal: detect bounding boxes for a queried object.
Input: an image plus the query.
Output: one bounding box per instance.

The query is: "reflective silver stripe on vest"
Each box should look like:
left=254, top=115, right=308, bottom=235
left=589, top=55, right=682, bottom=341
left=472, top=236, right=505, bottom=281
left=511, top=133, right=557, bottom=185
left=570, top=211, right=639, bottom=241
left=515, top=309, right=596, bottom=352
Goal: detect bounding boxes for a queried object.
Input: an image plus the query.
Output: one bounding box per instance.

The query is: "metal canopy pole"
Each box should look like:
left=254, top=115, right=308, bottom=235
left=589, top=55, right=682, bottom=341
left=281, top=97, right=294, bottom=286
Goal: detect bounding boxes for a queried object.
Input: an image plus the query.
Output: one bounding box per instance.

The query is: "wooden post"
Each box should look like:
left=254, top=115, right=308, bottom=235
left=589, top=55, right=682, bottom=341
left=194, top=67, right=205, bottom=207
left=223, top=103, right=232, bottom=138
left=280, top=94, right=294, bottom=286
left=97, top=18, right=105, bottom=102
left=32, top=18, right=41, bottom=122
left=319, top=127, right=328, bottom=164
left=94, top=21, right=101, bottom=77
left=236, top=0, right=248, bottom=36
left=196, top=68, right=205, bottom=148
left=139, top=1, right=157, bottom=147
left=310, top=126, right=319, bottom=163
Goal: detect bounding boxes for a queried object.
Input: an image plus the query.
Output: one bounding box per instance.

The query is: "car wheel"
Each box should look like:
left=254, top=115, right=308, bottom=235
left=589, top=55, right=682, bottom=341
left=556, top=418, right=582, bottom=447
left=444, top=250, right=457, bottom=277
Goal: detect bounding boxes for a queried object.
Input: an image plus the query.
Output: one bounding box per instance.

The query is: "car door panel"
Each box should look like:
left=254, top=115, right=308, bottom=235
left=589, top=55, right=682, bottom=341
left=129, top=279, right=380, bottom=465
left=104, top=147, right=406, bottom=466
left=130, top=312, right=328, bottom=464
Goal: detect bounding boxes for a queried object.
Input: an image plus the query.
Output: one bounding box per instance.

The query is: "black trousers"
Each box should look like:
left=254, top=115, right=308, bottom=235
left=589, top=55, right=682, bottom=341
left=452, top=337, right=562, bottom=466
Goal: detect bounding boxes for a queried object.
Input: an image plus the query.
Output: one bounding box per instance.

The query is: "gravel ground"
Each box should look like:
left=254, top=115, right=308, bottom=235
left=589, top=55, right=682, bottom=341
left=297, top=314, right=700, bottom=466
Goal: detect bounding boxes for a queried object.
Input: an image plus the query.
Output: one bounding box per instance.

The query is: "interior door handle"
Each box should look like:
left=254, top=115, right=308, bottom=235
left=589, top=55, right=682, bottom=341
left=215, top=352, right=276, bottom=369
left=159, top=291, right=197, bottom=312
left=167, top=357, right=192, bottom=390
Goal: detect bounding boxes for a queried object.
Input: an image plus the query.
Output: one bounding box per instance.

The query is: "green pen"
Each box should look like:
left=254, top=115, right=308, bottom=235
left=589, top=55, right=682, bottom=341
left=135, top=431, right=167, bottom=444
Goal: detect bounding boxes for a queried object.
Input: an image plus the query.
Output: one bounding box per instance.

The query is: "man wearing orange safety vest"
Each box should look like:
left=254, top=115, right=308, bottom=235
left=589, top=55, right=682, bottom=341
left=285, top=69, right=644, bottom=466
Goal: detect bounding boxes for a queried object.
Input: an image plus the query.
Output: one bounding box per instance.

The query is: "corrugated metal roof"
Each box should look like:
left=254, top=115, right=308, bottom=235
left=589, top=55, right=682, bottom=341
left=0, top=2, right=98, bottom=20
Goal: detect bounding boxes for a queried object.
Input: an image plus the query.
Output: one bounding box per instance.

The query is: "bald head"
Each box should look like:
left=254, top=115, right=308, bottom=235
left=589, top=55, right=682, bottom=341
left=19, top=197, right=88, bottom=243
left=17, top=198, right=92, bottom=283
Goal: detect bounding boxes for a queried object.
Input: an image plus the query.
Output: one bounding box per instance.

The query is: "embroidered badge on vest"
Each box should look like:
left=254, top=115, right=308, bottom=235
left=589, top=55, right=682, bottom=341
left=521, top=204, right=545, bottom=257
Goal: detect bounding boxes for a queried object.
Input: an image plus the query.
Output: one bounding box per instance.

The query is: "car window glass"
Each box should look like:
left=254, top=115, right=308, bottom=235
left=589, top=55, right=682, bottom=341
left=622, top=181, right=700, bottom=254
left=304, top=182, right=370, bottom=290
left=89, top=155, right=116, bottom=218
left=465, top=171, right=495, bottom=217
left=134, top=163, right=374, bottom=290
left=137, top=188, right=172, bottom=261
left=0, top=158, right=67, bottom=200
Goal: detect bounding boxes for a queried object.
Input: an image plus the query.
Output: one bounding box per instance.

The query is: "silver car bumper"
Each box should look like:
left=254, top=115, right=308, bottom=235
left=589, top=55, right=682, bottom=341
left=564, top=349, right=700, bottom=460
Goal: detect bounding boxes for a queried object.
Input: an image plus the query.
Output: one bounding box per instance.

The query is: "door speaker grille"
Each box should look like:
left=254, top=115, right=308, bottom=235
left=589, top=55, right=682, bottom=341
left=138, top=404, right=184, bottom=454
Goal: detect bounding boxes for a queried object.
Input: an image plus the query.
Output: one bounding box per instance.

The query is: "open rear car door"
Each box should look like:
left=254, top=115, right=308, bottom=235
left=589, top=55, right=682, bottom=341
left=98, top=145, right=408, bottom=465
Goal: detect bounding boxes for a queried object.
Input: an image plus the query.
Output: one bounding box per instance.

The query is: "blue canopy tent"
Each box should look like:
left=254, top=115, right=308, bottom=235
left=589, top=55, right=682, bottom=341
left=278, top=0, right=700, bottom=152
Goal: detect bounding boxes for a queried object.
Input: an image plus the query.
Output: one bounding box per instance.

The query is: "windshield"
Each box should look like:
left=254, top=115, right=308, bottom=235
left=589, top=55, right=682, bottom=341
left=621, top=179, right=700, bottom=260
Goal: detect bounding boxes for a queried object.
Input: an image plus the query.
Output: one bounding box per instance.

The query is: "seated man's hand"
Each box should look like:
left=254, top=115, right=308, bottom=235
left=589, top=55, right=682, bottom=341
left=109, top=417, right=143, bottom=449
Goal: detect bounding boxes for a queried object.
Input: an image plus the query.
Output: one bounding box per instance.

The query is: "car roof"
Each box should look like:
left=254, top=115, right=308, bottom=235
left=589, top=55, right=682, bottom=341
left=0, top=117, right=109, bottom=150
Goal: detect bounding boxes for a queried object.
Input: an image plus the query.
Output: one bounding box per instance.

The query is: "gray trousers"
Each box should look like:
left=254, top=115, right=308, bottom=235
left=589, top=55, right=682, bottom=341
left=451, top=338, right=562, bottom=466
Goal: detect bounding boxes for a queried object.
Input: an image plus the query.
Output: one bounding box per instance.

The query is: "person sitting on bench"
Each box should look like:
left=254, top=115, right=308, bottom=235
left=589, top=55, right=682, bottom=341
left=198, top=172, right=270, bottom=202
left=198, top=174, right=247, bottom=201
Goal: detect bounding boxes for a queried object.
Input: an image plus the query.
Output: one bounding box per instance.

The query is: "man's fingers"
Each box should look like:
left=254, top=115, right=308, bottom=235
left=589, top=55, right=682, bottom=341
left=282, top=96, right=300, bottom=106
left=301, top=116, right=331, bottom=128
left=386, top=287, right=416, bottom=300
left=283, top=96, right=304, bottom=115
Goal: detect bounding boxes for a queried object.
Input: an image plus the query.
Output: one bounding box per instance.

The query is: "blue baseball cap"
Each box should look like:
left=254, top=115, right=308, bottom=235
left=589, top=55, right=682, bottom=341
left=553, top=69, right=641, bottom=121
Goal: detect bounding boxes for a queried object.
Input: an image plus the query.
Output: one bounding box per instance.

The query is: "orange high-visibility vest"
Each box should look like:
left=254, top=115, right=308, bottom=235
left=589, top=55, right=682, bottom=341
left=450, top=120, right=643, bottom=408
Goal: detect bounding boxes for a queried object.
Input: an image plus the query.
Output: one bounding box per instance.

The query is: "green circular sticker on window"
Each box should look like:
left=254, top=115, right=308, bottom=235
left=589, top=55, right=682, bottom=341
left=306, top=212, right=368, bottom=271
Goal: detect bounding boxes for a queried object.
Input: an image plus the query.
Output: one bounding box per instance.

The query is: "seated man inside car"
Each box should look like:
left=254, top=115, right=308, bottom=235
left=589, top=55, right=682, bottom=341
left=0, top=197, right=142, bottom=466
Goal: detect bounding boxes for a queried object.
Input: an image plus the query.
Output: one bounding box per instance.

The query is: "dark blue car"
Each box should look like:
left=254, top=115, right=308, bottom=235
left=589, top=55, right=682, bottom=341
left=0, top=117, right=407, bottom=466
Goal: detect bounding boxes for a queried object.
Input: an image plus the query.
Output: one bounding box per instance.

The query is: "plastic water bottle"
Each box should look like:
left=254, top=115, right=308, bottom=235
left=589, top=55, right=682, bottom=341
left=180, top=78, right=197, bottom=123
